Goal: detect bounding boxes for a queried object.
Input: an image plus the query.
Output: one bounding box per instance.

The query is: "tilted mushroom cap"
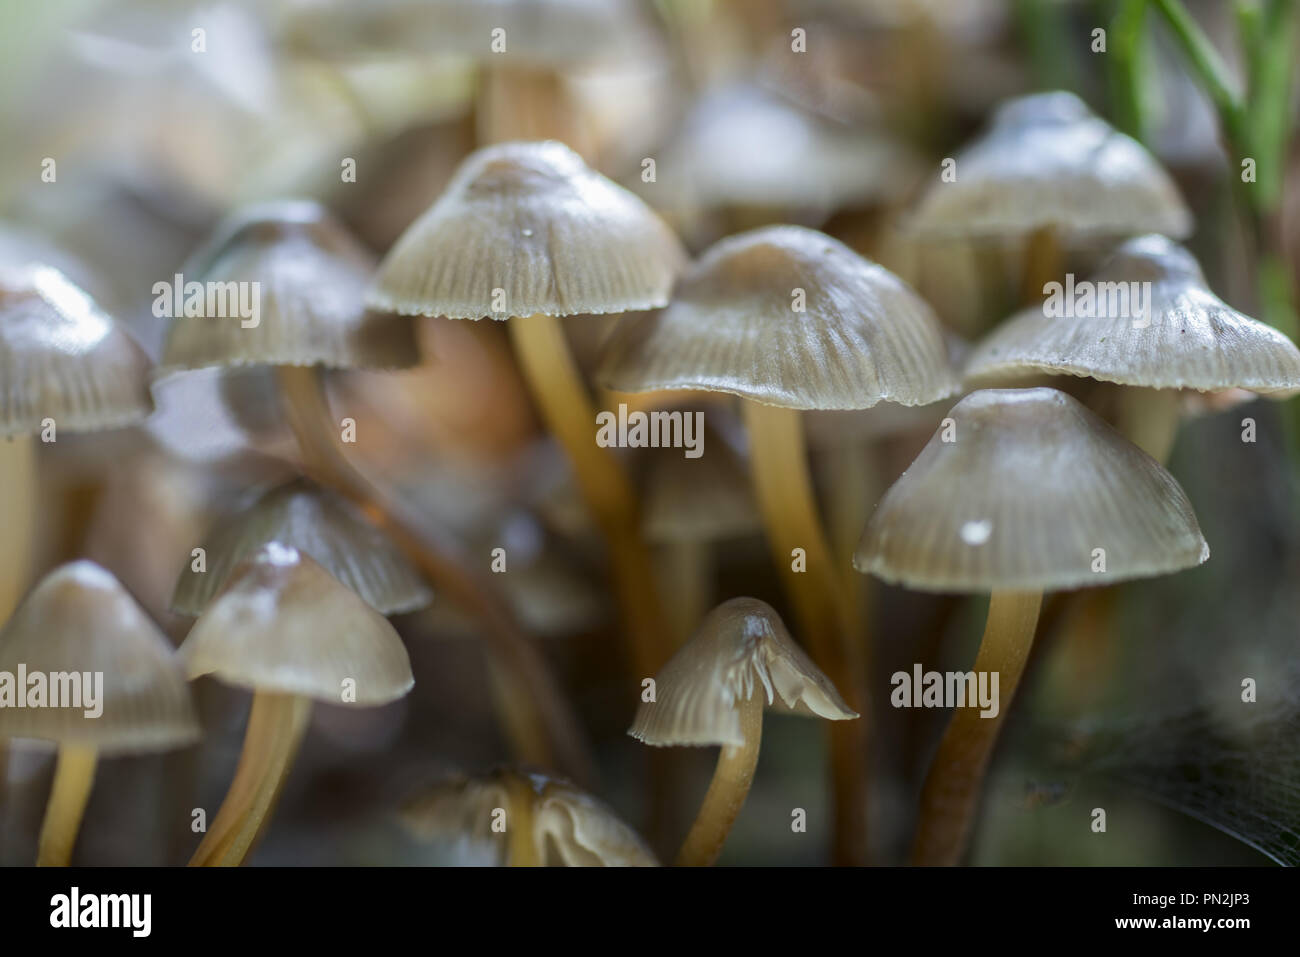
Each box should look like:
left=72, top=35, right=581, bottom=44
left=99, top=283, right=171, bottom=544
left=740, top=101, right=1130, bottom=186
left=629, top=597, right=857, bottom=748
left=161, top=200, right=418, bottom=371
left=598, top=226, right=960, bottom=410
left=853, top=388, right=1209, bottom=592
left=642, top=433, right=761, bottom=544
left=400, top=767, right=657, bottom=866
left=907, top=91, right=1192, bottom=240
left=170, top=477, right=433, bottom=617
left=367, top=140, right=686, bottom=319
left=0, top=264, right=153, bottom=436
left=0, top=561, right=198, bottom=754
left=965, top=234, right=1300, bottom=396
left=180, top=543, right=414, bottom=705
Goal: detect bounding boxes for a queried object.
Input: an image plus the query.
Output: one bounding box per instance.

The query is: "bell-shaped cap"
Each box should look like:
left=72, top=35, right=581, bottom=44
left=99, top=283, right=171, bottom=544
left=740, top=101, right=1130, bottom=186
left=0, top=264, right=153, bottom=436
left=965, top=234, right=1300, bottom=395
left=642, top=431, right=761, bottom=544
left=598, top=226, right=960, bottom=410
left=629, top=597, right=857, bottom=748
left=400, top=767, right=657, bottom=866
left=854, top=388, right=1209, bottom=592
left=160, top=200, right=418, bottom=371
left=0, top=561, right=199, bottom=754
left=908, top=91, right=1192, bottom=240
left=180, top=543, right=414, bottom=705
left=170, top=477, right=433, bottom=616
left=367, top=141, right=686, bottom=319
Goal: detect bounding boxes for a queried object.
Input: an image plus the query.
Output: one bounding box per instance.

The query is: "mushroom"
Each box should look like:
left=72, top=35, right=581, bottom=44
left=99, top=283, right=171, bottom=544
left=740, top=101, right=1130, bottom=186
left=0, top=561, right=198, bottom=865
left=368, top=140, right=687, bottom=679
left=0, top=264, right=153, bottom=621
left=853, top=387, right=1209, bottom=864
left=599, top=224, right=959, bottom=860
left=629, top=597, right=857, bottom=865
left=964, top=233, right=1300, bottom=461
left=170, top=476, right=433, bottom=617
left=179, top=542, right=414, bottom=866
left=906, top=91, right=1193, bottom=303
left=400, top=766, right=656, bottom=866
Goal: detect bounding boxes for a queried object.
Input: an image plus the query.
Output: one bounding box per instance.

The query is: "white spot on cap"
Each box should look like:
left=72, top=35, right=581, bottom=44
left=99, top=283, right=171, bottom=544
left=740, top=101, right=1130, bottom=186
left=960, top=520, right=992, bottom=546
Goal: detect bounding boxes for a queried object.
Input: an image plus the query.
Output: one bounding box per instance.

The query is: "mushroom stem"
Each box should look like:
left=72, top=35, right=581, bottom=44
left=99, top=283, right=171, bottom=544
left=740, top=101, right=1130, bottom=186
left=190, top=691, right=312, bottom=867
left=657, top=542, right=710, bottom=650
left=507, top=315, right=672, bottom=679
left=676, top=690, right=764, bottom=866
left=1116, top=386, right=1183, bottom=463
left=741, top=400, right=868, bottom=864
left=478, top=64, right=571, bottom=145
left=0, top=434, right=35, bottom=625
left=1019, top=224, right=1063, bottom=304
left=36, top=744, right=98, bottom=866
left=506, top=774, right=540, bottom=867
left=274, top=363, right=595, bottom=785
left=911, top=589, right=1043, bottom=866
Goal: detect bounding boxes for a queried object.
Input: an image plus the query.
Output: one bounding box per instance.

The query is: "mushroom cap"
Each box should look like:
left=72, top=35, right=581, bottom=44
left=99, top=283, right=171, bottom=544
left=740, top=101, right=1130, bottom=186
left=0, top=264, right=153, bottom=437
left=170, top=477, right=433, bottom=617
left=180, top=543, right=414, bottom=704
left=161, top=200, right=418, bottom=371
left=400, top=767, right=657, bottom=866
left=0, top=561, right=198, bottom=754
left=628, top=597, right=857, bottom=748
left=853, top=388, right=1209, bottom=592
left=367, top=140, right=686, bottom=319
left=598, top=225, right=961, bottom=410
left=657, top=83, right=920, bottom=210
left=907, top=91, right=1192, bottom=240
left=964, top=234, right=1300, bottom=395
left=642, top=430, right=761, bottom=544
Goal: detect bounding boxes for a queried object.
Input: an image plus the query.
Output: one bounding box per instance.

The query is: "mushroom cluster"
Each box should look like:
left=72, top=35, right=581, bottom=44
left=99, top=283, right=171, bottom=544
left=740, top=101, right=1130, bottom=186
left=1, top=0, right=1296, bottom=873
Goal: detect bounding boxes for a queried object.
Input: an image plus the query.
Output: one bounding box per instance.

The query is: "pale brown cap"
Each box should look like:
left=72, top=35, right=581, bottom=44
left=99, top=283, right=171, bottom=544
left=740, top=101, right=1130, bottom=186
left=965, top=234, right=1300, bottom=395
left=367, top=141, right=687, bottom=319
left=908, top=92, right=1192, bottom=240
left=400, top=767, right=657, bottom=866
left=180, top=543, right=414, bottom=705
left=598, top=225, right=960, bottom=410
left=0, top=264, right=153, bottom=437
left=628, top=597, right=857, bottom=748
left=854, top=388, right=1209, bottom=592
left=170, top=477, right=433, bottom=617
left=160, top=200, right=418, bottom=371
left=0, top=561, right=199, bottom=754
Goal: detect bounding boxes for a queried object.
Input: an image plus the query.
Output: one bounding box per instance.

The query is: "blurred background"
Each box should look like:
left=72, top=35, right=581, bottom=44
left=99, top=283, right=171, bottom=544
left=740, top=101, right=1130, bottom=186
left=0, top=0, right=1297, bottom=866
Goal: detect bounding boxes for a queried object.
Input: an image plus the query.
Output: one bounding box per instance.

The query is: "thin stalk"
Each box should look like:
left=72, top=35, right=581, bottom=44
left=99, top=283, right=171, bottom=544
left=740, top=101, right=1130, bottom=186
left=742, top=400, right=868, bottom=865
left=190, top=691, right=311, bottom=867
left=912, top=590, right=1043, bottom=866
left=656, top=542, right=710, bottom=651
left=1116, top=386, right=1183, bottom=462
left=675, top=691, right=764, bottom=866
left=275, top=363, right=595, bottom=785
left=506, top=774, right=540, bottom=866
left=1019, top=224, right=1063, bottom=305
left=36, top=744, right=98, bottom=866
left=507, top=316, right=673, bottom=680
left=0, top=434, right=35, bottom=806
left=1110, top=0, right=1150, bottom=140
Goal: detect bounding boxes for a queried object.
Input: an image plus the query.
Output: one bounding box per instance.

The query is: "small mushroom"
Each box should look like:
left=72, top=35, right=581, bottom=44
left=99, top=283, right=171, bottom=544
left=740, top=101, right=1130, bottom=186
left=854, top=387, right=1208, bottom=864
left=0, top=561, right=198, bottom=865
left=169, top=476, right=433, bottom=617
left=400, top=766, right=656, bottom=867
left=179, top=543, right=414, bottom=866
left=629, top=597, right=857, bottom=865
left=369, top=140, right=687, bottom=678
left=965, top=233, right=1300, bottom=460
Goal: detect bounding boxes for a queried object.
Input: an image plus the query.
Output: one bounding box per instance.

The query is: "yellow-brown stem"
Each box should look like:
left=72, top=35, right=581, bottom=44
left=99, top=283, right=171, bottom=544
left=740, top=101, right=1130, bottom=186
left=911, top=590, right=1043, bottom=866
left=676, top=692, right=764, bottom=866
left=507, top=316, right=672, bottom=679
left=478, top=64, right=574, bottom=147
left=656, top=542, right=710, bottom=651
left=506, top=775, right=540, bottom=866
left=1020, top=224, right=1063, bottom=305
left=190, top=691, right=311, bottom=867
left=36, top=744, right=98, bottom=866
left=742, top=400, right=868, bottom=864
left=275, top=364, right=594, bottom=785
